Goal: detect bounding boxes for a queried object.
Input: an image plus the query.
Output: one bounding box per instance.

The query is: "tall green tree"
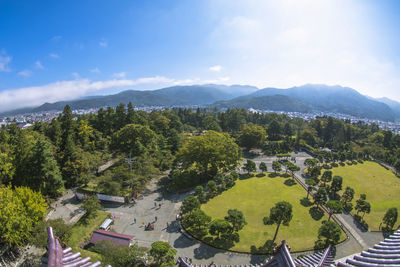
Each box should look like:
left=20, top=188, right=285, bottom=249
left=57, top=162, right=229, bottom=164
left=181, top=209, right=211, bottom=237
left=242, top=159, right=256, bottom=174
left=318, top=220, right=341, bottom=245
left=239, top=124, right=266, bottom=150
left=382, top=207, right=398, bottom=230
left=29, top=137, right=64, bottom=197
left=259, top=162, right=268, bottom=173
left=0, top=185, right=46, bottom=246
left=265, top=201, right=293, bottom=242
left=225, top=209, right=247, bottom=232
left=176, top=131, right=241, bottom=179
left=329, top=176, right=342, bottom=198
left=272, top=160, right=281, bottom=174
left=181, top=196, right=200, bottom=214
left=150, top=241, right=177, bottom=267
left=321, top=170, right=332, bottom=187
left=325, top=200, right=343, bottom=220
left=313, top=188, right=328, bottom=208
left=209, top=219, right=233, bottom=239
left=81, top=195, right=102, bottom=219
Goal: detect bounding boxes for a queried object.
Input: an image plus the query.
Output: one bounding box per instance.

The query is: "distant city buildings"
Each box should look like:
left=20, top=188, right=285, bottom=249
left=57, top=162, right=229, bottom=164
left=1, top=106, right=400, bottom=134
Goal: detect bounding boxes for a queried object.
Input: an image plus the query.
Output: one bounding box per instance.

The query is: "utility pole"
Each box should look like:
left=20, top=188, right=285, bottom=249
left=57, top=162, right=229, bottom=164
left=125, top=152, right=136, bottom=172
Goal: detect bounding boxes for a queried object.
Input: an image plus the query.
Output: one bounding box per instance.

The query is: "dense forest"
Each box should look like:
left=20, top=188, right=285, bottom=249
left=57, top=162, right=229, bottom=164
left=1, top=103, right=400, bottom=264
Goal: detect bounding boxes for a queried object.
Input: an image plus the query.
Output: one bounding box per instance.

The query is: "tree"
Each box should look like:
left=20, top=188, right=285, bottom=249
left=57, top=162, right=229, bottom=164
left=259, top=162, right=268, bottom=173
left=194, top=186, right=206, bottom=203
left=283, top=122, right=293, bottom=136
left=150, top=241, right=177, bottom=267
left=176, top=131, right=241, bottom=179
left=0, top=185, right=47, bottom=246
left=94, top=240, right=148, bottom=267
left=272, top=160, right=281, bottom=174
left=287, top=162, right=300, bottom=177
left=239, top=124, right=266, bottom=150
left=304, top=158, right=318, bottom=168
left=81, top=195, right=102, bottom=219
left=265, top=201, right=293, bottom=242
left=268, top=120, right=281, bottom=141
left=321, top=170, right=332, bottom=187
left=242, top=159, right=256, bottom=174
left=29, top=137, right=64, bottom=197
left=325, top=200, right=343, bottom=221
left=209, top=219, right=233, bottom=239
left=305, top=178, right=316, bottom=199
left=308, top=165, right=322, bottom=182
left=382, top=208, right=398, bottom=230
left=225, top=209, right=247, bottom=232
left=112, top=124, right=158, bottom=155
left=313, top=188, right=328, bottom=208
left=181, top=196, right=200, bottom=214
left=31, top=219, right=72, bottom=248
left=318, top=220, right=341, bottom=245
left=329, top=176, right=342, bottom=198
left=181, top=209, right=211, bottom=237
left=206, top=180, right=218, bottom=198
left=341, top=187, right=355, bottom=208
left=355, top=194, right=371, bottom=219
left=0, top=151, right=14, bottom=185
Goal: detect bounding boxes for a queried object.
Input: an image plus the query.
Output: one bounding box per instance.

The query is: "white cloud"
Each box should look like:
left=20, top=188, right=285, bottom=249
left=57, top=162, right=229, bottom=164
left=0, top=52, right=11, bottom=72
left=35, top=61, right=44, bottom=69
left=49, top=53, right=60, bottom=59
left=90, top=67, right=101, bottom=73
left=209, top=65, right=222, bottom=72
left=51, top=36, right=62, bottom=42
left=18, top=70, right=32, bottom=77
left=113, top=72, right=126, bottom=78
left=0, top=76, right=182, bottom=112
left=71, top=72, right=80, bottom=79
left=99, top=39, right=108, bottom=47
left=206, top=0, right=400, bottom=101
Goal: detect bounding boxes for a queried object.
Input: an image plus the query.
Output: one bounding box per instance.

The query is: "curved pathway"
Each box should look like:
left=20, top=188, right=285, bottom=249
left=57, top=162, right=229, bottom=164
left=101, top=152, right=388, bottom=265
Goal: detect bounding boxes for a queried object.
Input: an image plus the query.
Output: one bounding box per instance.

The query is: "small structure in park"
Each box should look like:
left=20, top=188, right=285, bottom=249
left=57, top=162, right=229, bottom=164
left=90, top=230, right=134, bottom=247
left=44, top=226, right=108, bottom=267
left=99, top=218, right=113, bottom=231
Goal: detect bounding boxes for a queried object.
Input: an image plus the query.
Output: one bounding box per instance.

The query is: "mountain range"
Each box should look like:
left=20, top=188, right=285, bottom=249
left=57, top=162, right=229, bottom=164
left=1, top=84, right=399, bottom=122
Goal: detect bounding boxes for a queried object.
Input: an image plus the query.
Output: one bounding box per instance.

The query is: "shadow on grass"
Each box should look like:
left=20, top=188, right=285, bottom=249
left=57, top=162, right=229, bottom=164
left=268, top=173, right=279, bottom=178
left=256, top=173, right=265, bottom=177
left=300, top=197, right=313, bottom=207
left=282, top=173, right=291, bottom=178
left=202, top=233, right=239, bottom=250
left=284, top=179, right=297, bottom=186
left=309, top=207, right=324, bottom=221
left=250, top=239, right=276, bottom=254
left=239, top=174, right=254, bottom=180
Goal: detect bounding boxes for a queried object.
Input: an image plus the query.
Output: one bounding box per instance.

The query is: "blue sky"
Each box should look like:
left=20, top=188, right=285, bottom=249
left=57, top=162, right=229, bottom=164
left=1, top=0, right=400, bottom=111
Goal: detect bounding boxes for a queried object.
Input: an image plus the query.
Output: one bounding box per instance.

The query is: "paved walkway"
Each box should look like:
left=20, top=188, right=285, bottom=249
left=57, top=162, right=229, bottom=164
left=46, top=189, right=85, bottom=225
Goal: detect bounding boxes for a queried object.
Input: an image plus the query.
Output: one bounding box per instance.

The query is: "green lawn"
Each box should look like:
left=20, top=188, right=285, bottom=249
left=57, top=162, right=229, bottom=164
left=200, top=174, right=345, bottom=252
left=69, top=210, right=110, bottom=262
left=331, top=161, right=400, bottom=230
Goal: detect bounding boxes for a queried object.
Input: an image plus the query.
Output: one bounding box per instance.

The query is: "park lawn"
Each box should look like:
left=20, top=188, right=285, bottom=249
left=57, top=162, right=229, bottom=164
left=331, top=161, right=400, bottom=230
left=201, top=174, right=345, bottom=252
left=69, top=210, right=110, bottom=262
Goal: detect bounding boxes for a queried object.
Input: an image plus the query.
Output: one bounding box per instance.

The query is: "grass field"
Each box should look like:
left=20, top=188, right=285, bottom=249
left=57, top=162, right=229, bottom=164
left=331, top=161, right=400, bottom=230
left=69, top=210, right=110, bottom=262
left=200, top=174, right=345, bottom=252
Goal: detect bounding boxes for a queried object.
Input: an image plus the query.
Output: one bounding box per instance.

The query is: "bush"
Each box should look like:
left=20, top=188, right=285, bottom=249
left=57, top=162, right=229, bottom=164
left=331, top=162, right=338, bottom=167
left=322, top=164, right=332, bottom=169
